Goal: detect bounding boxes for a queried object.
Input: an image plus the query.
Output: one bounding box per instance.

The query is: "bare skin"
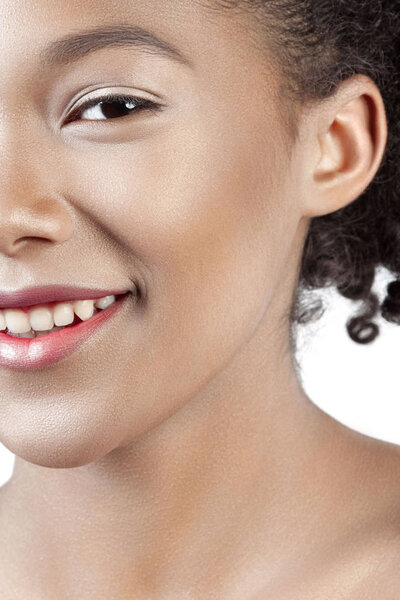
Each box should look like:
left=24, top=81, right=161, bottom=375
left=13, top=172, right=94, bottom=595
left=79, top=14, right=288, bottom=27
left=0, top=1, right=398, bottom=598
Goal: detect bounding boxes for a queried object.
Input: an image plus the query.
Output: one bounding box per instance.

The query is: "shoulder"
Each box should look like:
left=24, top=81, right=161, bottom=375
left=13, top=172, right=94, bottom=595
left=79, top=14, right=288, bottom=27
left=252, top=433, right=400, bottom=600
left=250, top=531, right=400, bottom=600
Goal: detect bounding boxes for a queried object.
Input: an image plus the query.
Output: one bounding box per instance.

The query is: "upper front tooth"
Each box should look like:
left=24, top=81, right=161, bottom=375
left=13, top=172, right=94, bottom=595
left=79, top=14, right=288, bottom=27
left=5, top=309, right=31, bottom=333
left=29, top=306, right=54, bottom=331
left=73, top=299, right=94, bottom=321
left=54, top=303, right=75, bottom=327
left=1, top=296, right=103, bottom=334
left=94, top=295, right=116, bottom=310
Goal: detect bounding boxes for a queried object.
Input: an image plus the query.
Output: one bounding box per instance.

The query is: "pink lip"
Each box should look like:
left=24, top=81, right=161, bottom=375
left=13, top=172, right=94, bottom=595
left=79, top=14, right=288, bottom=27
left=0, top=285, right=133, bottom=308
left=0, top=293, right=131, bottom=371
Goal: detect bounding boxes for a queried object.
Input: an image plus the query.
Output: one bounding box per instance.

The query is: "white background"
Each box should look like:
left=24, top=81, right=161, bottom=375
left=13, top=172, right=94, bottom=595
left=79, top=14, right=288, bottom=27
left=1, top=266, right=399, bottom=487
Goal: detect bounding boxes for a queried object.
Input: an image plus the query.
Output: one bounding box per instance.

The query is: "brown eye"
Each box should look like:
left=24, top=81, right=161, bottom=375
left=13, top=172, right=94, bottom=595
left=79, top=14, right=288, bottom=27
left=64, top=94, right=162, bottom=124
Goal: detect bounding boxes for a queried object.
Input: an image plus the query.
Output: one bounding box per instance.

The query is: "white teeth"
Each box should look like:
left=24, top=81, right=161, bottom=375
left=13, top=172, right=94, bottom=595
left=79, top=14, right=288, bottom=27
left=94, top=295, right=116, bottom=310
left=73, top=299, right=95, bottom=321
left=29, top=306, right=54, bottom=331
left=4, top=309, right=31, bottom=334
left=0, top=294, right=119, bottom=336
left=54, top=303, right=75, bottom=327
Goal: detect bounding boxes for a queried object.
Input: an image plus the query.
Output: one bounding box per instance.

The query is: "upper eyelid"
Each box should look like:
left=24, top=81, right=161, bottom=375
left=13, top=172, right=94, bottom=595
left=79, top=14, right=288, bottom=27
left=72, top=93, right=147, bottom=113
left=64, top=87, right=161, bottom=115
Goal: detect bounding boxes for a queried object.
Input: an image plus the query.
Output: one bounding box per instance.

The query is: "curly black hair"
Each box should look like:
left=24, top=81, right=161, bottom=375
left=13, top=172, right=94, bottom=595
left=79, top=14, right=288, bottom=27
left=212, top=0, right=400, bottom=345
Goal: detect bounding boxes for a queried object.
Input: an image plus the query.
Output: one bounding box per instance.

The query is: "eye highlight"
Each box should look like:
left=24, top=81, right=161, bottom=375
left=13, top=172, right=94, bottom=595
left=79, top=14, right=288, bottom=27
left=64, top=93, right=163, bottom=125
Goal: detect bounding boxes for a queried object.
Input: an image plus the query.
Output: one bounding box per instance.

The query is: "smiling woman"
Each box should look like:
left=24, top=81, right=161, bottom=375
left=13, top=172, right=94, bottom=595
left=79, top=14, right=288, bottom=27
left=0, top=1, right=399, bottom=599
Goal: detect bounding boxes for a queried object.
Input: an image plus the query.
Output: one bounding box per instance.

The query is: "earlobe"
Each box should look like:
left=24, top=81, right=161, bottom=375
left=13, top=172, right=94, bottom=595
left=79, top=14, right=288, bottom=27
left=304, top=75, right=388, bottom=218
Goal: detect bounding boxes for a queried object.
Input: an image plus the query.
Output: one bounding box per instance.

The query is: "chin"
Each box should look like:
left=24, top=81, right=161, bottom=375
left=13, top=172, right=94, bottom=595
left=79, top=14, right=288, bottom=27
left=3, top=436, right=115, bottom=469
left=0, top=409, right=122, bottom=469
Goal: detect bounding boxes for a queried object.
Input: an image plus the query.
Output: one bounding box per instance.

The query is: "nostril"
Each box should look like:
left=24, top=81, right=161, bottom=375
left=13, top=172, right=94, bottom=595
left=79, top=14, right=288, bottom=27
left=6, top=237, right=53, bottom=256
left=17, top=237, right=54, bottom=245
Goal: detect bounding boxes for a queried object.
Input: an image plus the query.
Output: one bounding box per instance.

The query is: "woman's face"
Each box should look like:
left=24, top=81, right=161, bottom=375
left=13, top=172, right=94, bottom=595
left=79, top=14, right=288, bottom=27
left=0, top=1, right=307, bottom=467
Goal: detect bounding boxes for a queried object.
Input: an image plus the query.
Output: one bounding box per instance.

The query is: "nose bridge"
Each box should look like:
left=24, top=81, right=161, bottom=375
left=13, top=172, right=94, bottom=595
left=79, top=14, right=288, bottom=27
left=0, top=115, right=73, bottom=256
left=0, top=102, right=48, bottom=185
left=0, top=106, right=50, bottom=182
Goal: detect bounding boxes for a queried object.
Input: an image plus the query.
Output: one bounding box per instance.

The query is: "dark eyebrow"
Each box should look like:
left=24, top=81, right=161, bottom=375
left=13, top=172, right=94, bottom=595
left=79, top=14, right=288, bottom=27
left=39, top=24, right=193, bottom=69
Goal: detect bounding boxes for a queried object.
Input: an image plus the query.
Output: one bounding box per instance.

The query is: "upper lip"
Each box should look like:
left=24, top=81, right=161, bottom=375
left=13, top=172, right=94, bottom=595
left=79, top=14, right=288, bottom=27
left=0, top=285, right=132, bottom=308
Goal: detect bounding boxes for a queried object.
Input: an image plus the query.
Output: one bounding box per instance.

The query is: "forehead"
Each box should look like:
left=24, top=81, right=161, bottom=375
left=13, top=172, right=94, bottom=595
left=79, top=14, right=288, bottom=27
left=0, top=0, right=265, bottom=72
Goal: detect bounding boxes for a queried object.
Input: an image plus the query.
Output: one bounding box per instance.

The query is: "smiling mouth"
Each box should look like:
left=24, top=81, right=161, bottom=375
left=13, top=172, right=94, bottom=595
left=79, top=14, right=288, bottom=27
left=0, top=291, right=133, bottom=370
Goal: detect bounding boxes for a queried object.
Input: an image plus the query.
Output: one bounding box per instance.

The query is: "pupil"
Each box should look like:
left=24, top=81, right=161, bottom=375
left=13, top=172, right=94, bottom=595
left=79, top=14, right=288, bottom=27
left=100, top=100, right=135, bottom=119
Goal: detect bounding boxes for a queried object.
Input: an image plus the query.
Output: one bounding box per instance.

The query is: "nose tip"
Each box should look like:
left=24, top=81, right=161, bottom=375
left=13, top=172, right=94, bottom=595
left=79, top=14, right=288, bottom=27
left=0, top=198, right=74, bottom=257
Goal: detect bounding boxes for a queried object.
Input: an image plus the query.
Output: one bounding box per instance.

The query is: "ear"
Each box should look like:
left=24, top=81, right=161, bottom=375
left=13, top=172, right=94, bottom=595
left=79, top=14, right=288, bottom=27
left=300, top=75, right=388, bottom=218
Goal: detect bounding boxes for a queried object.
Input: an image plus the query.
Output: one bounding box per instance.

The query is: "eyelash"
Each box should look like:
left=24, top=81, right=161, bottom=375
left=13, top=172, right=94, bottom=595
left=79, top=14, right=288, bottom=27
left=64, top=93, right=163, bottom=124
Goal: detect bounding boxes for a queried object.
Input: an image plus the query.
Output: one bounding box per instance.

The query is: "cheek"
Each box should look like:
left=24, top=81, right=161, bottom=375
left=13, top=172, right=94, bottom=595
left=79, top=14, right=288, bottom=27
left=60, top=110, right=293, bottom=432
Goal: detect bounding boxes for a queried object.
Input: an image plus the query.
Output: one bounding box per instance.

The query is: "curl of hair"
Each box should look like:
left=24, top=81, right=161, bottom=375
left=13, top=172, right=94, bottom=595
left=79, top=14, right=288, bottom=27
left=216, top=0, right=400, bottom=344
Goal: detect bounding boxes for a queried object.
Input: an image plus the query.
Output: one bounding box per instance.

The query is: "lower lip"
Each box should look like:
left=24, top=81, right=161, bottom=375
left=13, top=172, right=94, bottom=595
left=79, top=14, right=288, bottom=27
left=0, top=293, right=130, bottom=371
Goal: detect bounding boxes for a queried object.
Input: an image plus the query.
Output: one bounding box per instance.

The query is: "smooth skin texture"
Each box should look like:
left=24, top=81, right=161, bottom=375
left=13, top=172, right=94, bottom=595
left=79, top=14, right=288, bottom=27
left=0, top=1, right=399, bottom=598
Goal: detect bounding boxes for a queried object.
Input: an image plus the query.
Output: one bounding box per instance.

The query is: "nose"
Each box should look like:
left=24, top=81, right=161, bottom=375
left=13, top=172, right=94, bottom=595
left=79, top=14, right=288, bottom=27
left=0, top=136, right=73, bottom=258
